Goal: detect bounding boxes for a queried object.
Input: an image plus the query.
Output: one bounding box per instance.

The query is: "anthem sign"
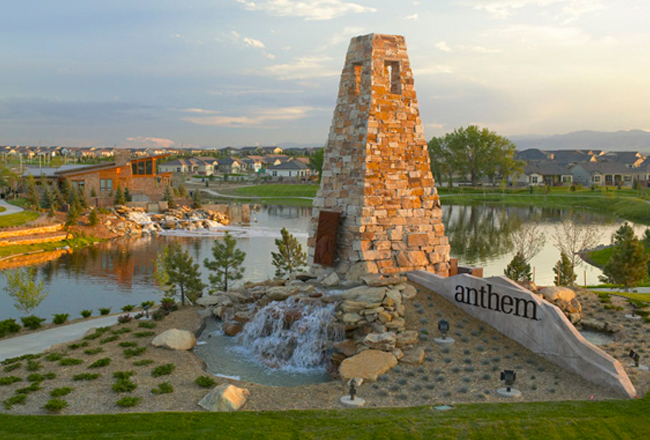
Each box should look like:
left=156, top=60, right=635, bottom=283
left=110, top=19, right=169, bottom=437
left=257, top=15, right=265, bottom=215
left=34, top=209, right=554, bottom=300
left=408, top=271, right=636, bottom=398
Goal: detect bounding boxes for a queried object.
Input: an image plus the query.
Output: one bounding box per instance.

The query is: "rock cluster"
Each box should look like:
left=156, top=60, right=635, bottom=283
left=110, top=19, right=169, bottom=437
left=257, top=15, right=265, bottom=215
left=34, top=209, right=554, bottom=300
left=537, top=286, right=583, bottom=324
left=106, top=205, right=229, bottom=236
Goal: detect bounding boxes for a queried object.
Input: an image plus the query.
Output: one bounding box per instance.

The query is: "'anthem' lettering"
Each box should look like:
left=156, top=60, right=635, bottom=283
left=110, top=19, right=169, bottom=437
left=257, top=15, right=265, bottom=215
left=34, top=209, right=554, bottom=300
left=454, top=284, right=539, bottom=321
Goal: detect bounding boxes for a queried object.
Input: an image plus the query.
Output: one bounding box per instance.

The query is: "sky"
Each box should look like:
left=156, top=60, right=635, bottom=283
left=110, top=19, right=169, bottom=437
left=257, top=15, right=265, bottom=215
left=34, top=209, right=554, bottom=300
left=1, top=0, right=649, bottom=149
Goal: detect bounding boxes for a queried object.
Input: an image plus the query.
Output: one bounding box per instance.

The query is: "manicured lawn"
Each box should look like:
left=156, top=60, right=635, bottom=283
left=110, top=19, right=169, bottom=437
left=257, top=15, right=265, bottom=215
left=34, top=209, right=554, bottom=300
left=585, top=247, right=615, bottom=267
left=233, top=184, right=318, bottom=198
left=0, top=211, right=41, bottom=228
left=0, top=235, right=102, bottom=258
left=0, top=396, right=648, bottom=439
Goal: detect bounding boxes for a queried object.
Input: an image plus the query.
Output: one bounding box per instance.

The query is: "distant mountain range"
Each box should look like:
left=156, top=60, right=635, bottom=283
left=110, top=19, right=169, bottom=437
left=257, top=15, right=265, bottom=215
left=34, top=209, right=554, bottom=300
left=509, top=130, right=650, bottom=152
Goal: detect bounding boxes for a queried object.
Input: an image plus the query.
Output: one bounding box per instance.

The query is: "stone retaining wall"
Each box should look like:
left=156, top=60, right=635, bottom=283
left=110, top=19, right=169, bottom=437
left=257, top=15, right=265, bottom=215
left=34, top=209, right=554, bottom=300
left=0, top=223, right=64, bottom=239
left=0, top=248, right=72, bottom=271
left=0, top=233, right=71, bottom=247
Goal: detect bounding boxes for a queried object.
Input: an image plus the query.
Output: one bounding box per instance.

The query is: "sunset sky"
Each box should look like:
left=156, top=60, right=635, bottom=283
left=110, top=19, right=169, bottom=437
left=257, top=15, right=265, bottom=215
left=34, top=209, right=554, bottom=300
left=1, top=0, right=648, bottom=149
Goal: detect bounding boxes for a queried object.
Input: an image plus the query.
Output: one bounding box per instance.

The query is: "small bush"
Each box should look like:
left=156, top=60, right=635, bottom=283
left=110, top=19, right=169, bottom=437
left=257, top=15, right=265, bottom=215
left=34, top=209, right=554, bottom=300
left=119, top=341, right=138, bottom=348
left=0, top=376, right=22, bottom=386
left=26, top=359, right=42, bottom=371
left=160, top=298, right=177, bottom=312
left=68, top=341, right=90, bottom=349
left=134, top=331, right=155, bottom=338
left=121, top=305, right=136, bottom=312
left=151, top=363, right=175, bottom=377
left=21, top=316, right=46, bottom=330
left=133, top=359, right=155, bottom=367
left=16, top=382, right=42, bottom=394
left=53, top=313, right=69, bottom=325
left=99, top=308, right=111, bottom=316
left=73, top=373, right=100, bottom=381
left=3, top=362, right=22, bottom=372
left=112, top=378, right=137, bottom=393
left=27, top=373, right=48, bottom=382
left=116, top=396, right=141, bottom=407
left=43, top=398, right=69, bottom=412
left=117, top=314, right=133, bottom=324
left=3, top=394, right=27, bottom=409
left=124, top=347, right=147, bottom=359
left=88, top=358, right=111, bottom=369
left=50, top=387, right=74, bottom=397
left=111, top=327, right=132, bottom=335
left=152, top=382, right=174, bottom=395
left=59, top=358, right=83, bottom=366
left=84, top=347, right=104, bottom=355
left=195, top=376, right=216, bottom=389
left=138, top=321, right=157, bottom=329
left=151, top=309, right=166, bottom=321
left=80, top=310, right=92, bottom=318
left=0, top=318, right=21, bottom=337
left=100, top=335, right=120, bottom=344
left=44, top=353, right=64, bottom=362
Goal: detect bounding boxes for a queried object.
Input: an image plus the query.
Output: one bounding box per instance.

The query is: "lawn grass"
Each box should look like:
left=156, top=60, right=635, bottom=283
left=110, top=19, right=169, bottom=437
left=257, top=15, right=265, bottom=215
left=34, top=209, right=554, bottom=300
left=611, top=292, right=650, bottom=304
left=0, top=235, right=104, bottom=259
left=232, top=184, right=318, bottom=198
left=0, top=211, right=41, bottom=228
left=0, top=396, right=648, bottom=439
left=585, top=247, right=615, bottom=267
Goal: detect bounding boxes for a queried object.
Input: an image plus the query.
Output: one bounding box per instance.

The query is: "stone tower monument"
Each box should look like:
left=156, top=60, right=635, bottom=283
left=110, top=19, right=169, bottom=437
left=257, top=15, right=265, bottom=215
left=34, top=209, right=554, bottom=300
left=308, top=34, right=450, bottom=280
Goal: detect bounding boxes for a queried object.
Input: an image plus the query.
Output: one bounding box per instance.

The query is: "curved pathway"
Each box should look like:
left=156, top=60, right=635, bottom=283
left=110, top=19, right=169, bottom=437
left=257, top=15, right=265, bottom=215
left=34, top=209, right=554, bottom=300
left=0, top=199, right=24, bottom=216
left=0, top=315, right=120, bottom=362
left=200, top=188, right=314, bottom=201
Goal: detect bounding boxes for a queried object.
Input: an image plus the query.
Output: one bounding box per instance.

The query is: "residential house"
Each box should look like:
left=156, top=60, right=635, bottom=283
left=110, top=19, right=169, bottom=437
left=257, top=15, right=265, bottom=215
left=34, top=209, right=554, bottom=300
left=238, top=146, right=260, bottom=156
left=598, top=151, right=645, bottom=168
left=260, top=146, right=283, bottom=155
left=510, top=162, right=573, bottom=186
left=571, top=162, right=635, bottom=187
left=217, top=157, right=241, bottom=174
left=194, top=157, right=219, bottom=175
left=266, top=160, right=311, bottom=179
left=515, top=149, right=550, bottom=163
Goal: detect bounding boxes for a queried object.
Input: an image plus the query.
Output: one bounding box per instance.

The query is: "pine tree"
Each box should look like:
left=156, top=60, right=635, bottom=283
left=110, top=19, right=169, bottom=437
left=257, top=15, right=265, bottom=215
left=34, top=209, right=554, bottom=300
left=124, top=186, right=132, bottom=202
left=553, top=252, right=576, bottom=286
left=504, top=252, right=532, bottom=282
left=178, top=184, right=187, bottom=198
left=25, top=175, right=39, bottom=209
left=203, top=232, right=246, bottom=292
left=88, top=207, right=99, bottom=226
left=271, top=227, right=307, bottom=278
left=62, top=179, right=72, bottom=201
left=161, top=242, right=205, bottom=306
left=52, top=184, right=64, bottom=208
left=77, top=187, right=88, bottom=209
left=65, top=203, right=80, bottom=227
left=163, top=185, right=176, bottom=209
left=114, top=185, right=126, bottom=205
left=40, top=185, right=53, bottom=210
left=192, top=190, right=202, bottom=209
left=600, top=223, right=649, bottom=291
left=90, top=187, right=97, bottom=198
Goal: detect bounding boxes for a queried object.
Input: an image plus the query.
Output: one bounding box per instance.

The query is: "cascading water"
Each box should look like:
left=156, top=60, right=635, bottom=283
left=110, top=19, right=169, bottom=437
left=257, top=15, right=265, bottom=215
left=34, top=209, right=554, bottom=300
left=238, top=298, right=344, bottom=371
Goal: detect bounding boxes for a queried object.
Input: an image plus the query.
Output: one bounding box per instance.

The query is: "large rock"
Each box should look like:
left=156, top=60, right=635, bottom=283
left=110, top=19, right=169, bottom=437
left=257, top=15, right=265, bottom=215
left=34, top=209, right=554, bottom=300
left=334, top=339, right=357, bottom=357
left=266, top=286, right=299, bottom=301
left=198, top=384, right=250, bottom=412
left=321, top=272, right=340, bottom=287
left=339, top=300, right=366, bottom=314
left=222, top=321, right=244, bottom=336
left=398, top=284, right=417, bottom=300
left=396, top=330, right=418, bottom=347
left=400, top=347, right=425, bottom=366
left=340, top=313, right=363, bottom=324
left=196, top=295, right=222, bottom=307
left=151, top=329, right=197, bottom=350
left=339, top=349, right=398, bottom=382
left=539, top=286, right=575, bottom=303
left=341, top=286, right=387, bottom=304
left=363, top=332, right=396, bottom=351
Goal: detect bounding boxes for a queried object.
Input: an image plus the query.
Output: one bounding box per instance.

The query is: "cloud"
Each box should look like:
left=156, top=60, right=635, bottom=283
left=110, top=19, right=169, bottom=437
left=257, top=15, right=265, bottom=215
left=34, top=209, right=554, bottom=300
left=487, top=24, right=590, bottom=46
left=328, top=26, right=366, bottom=46
left=435, top=41, right=452, bottom=52
left=181, top=106, right=319, bottom=128
left=462, top=0, right=604, bottom=21
left=413, top=64, right=455, bottom=75
left=243, top=37, right=265, bottom=48
left=261, top=56, right=339, bottom=79
left=235, top=0, right=376, bottom=20
left=460, top=45, right=502, bottom=53
left=404, top=13, right=419, bottom=20
left=123, top=137, right=175, bottom=149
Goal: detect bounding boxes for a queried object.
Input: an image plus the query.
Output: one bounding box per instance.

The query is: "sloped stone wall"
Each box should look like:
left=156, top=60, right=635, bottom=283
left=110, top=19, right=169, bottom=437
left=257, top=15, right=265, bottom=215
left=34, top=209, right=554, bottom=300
left=308, top=34, right=449, bottom=280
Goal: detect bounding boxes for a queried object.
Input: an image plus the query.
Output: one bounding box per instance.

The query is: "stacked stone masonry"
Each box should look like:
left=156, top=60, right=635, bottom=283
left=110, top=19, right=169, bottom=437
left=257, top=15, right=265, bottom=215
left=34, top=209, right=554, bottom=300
left=308, top=34, right=450, bottom=279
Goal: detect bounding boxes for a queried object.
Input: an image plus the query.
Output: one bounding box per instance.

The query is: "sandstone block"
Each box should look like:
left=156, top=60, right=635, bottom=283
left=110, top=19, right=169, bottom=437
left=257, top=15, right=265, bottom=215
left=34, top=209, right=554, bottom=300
left=339, top=349, right=398, bottom=382
left=539, top=286, right=575, bottom=303
left=363, top=332, right=397, bottom=351
left=151, top=329, right=197, bottom=351
left=198, top=384, right=250, bottom=412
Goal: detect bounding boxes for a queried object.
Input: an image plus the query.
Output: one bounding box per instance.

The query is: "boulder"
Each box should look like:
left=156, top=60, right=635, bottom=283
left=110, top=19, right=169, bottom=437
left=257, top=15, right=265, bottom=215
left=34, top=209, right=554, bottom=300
left=196, top=295, right=222, bottom=307
left=339, top=349, right=398, bottom=382
left=399, top=284, right=417, bottom=300
left=339, top=300, right=366, bottom=314
left=345, top=261, right=378, bottom=281
left=517, top=280, right=538, bottom=293
left=340, top=313, right=363, bottom=324
left=396, top=330, right=419, bottom=347
left=198, top=384, right=250, bottom=412
left=538, top=286, right=575, bottom=303
left=333, top=339, right=358, bottom=358
left=385, top=318, right=406, bottom=331
left=385, top=289, right=402, bottom=310
left=222, top=321, right=244, bottom=336
left=341, top=286, right=387, bottom=304
left=321, top=272, right=340, bottom=287
left=363, top=332, right=397, bottom=351
left=400, top=347, right=425, bottom=366
left=151, top=329, right=197, bottom=350
left=377, top=311, right=392, bottom=324
left=266, top=286, right=299, bottom=301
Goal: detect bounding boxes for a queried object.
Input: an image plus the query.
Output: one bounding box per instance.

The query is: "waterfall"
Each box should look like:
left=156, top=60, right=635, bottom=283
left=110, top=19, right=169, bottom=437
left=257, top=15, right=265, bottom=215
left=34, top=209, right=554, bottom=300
left=238, top=298, right=344, bottom=371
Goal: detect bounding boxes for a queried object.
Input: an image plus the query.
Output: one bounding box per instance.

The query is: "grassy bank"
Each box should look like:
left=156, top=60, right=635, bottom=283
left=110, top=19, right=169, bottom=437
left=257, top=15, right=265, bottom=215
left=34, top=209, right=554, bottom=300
left=0, top=395, right=648, bottom=439
left=0, top=235, right=103, bottom=259
left=0, top=211, right=41, bottom=228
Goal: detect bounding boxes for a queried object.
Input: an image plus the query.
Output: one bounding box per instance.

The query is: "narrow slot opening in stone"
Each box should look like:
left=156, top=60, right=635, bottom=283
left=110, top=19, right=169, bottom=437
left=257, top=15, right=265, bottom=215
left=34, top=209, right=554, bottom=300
left=385, top=61, right=401, bottom=95
left=353, top=63, right=362, bottom=95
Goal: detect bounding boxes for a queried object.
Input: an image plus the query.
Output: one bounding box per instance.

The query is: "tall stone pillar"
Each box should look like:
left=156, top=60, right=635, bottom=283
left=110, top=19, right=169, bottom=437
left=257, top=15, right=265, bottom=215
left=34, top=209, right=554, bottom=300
left=308, top=34, right=450, bottom=280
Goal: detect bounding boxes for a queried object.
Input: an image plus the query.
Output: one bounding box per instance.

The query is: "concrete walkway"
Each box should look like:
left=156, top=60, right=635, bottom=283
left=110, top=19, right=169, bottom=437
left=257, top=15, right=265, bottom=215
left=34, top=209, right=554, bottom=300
left=0, top=315, right=120, bottom=362
left=0, top=199, right=24, bottom=216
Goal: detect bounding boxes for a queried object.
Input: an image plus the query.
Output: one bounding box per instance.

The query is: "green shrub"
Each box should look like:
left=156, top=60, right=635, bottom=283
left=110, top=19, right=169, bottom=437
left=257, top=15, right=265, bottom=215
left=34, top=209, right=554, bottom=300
left=151, top=363, right=175, bottom=378
left=123, top=347, right=147, bottom=359
left=59, top=358, right=83, bottom=366
left=16, top=382, right=42, bottom=394
left=88, top=358, right=111, bottom=369
left=3, top=362, right=22, bottom=372
left=68, top=341, right=89, bottom=349
left=121, top=305, right=136, bottom=312
left=44, top=372, right=56, bottom=380
left=27, top=373, right=46, bottom=382
left=99, top=307, right=111, bottom=315
left=52, top=313, right=69, bottom=325
left=133, top=331, right=155, bottom=338
left=111, top=327, right=132, bottom=335
left=0, top=376, right=22, bottom=386
left=151, top=309, right=166, bottom=321
left=0, top=318, right=21, bottom=337
left=3, top=394, right=27, bottom=409
left=72, top=373, right=100, bottom=381
left=84, top=347, right=104, bottom=355
left=43, top=398, right=69, bottom=412
left=119, top=341, right=138, bottom=348
left=112, top=378, right=137, bottom=393
left=117, top=314, right=133, bottom=324
left=116, top=396, right=141, bottom=407
left=26, top=359, right=42, bottom=371
left=195, top=376, right=216, bottom=388
left=80, top=310, right=92, bottom=318
left=50, top=387, right=74, bottom=397
left=138, top=321, right=157, bottom=329
left=44, top=352, right=64, bottom=362
left=152, top=382, right=174, bottom=394
left=100, top=335, right=120, bottom=344
left=133, top=359, right=154, bottom=367
left=21, top=316, right=46, bottom=330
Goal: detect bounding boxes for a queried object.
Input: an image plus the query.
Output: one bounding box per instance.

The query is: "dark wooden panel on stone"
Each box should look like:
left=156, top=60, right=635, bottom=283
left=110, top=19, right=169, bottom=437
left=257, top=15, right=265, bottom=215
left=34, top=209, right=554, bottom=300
left=314, top=211, right=341, bottom=266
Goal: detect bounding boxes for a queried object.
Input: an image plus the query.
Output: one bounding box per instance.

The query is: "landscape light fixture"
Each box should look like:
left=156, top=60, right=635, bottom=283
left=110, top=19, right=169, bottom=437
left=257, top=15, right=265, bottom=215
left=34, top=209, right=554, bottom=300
left=438, top=319, right=450, bottom=340
left=629, top=350, right=640, bottom=368
left=143, top=303, right=151, bottom=319
left=349, top=378, right=357, bottom=401
left=500, top=370, right=517, bottom=392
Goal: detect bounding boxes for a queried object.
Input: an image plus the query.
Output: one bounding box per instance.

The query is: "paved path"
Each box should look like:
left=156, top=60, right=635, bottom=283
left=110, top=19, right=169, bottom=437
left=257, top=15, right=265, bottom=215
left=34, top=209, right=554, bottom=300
left=590, top=288, right=650, bottom=294
left=200, top=188, right=314, bottom=201
left=0, top=199, right=24, bottom=216
left=0, top=315, right=120, bottom=362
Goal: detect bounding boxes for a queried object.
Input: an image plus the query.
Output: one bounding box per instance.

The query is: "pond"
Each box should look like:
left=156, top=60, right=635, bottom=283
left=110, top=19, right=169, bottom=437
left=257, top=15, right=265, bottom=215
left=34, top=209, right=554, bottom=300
left=0, top=203, right=643, bottom=321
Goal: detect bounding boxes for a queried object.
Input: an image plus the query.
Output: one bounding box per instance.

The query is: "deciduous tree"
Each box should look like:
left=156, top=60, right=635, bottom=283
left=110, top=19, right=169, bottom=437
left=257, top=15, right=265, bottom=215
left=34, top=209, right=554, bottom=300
left=271, top=227, right=307, bottom=278
left=204, top=232, right=246, bottom=292
left=4, top=268, right=49, bottom=315
left=308, top=147, right=325, bottom=183
left=552, top=215, right=599, bottom=285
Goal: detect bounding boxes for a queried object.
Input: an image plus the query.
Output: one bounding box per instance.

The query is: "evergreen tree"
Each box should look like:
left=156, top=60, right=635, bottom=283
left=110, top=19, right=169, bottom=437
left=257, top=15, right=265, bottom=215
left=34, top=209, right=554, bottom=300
left=178, top=183, right=187, bottom=198
left=163, top=185, right=176, bottom=209
left=47, top=203, right=56, bottom=218
left=124, top=186, right=132, bottom=202
left=553, top=252, right=576, bottom=286
left=40, top=185, right=53, bottom=210
left=65, top=204, right=80, bottom=226
left=90, top=187, right=97, bottom=198
left=114, top=185, right=126, bottom=205
left=25, top=175, right=39, bottom=209
left=504, top=252, right=532, bottom=282
left=88, top=207, right=99, bottom=226
left=600, top=223, right=649, bottom=291
left=62, top=179, right=72, bottom=201
left=192, top=189, right=202, bottom=209
left=160, top=243, right=205, bottom=306
left=77, top=186, right=88, bottom=209
left=204, top=232, right=246, bottom=292
left=271, top=227, right=307, bottom=278
left=52, top=184, right=64, bottom=208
